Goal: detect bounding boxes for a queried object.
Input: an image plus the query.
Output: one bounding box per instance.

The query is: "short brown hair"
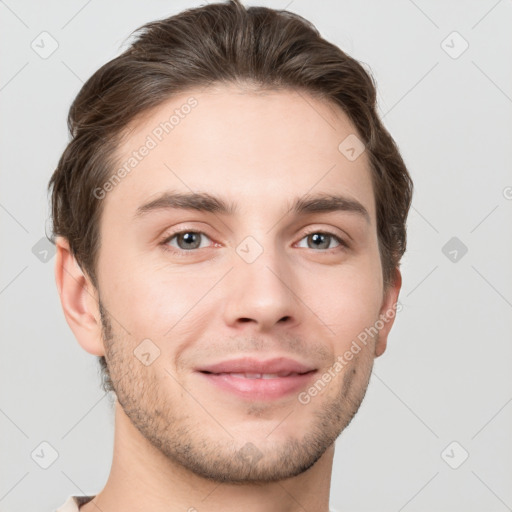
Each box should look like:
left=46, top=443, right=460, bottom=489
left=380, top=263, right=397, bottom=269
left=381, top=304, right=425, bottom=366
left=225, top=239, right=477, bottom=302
left=48, top=0, right=413, bottom=394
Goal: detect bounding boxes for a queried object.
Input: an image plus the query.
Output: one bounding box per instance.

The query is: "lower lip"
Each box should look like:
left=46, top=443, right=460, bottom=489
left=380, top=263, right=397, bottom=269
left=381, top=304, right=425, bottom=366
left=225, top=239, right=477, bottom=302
left=197, top=371, right=317, bottom=400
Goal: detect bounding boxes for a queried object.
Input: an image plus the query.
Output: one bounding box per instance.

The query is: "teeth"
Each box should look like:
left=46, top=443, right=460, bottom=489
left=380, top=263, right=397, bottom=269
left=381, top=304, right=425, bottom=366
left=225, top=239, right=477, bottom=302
left=226, top=372, right=297, bottom=379
left=233, top=373, right=263, bottom=379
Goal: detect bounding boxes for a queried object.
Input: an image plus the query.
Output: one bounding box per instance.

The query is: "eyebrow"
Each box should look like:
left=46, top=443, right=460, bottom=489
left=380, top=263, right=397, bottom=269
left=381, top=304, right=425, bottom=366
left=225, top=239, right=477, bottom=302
left=133, top=191, right=370, bottom=224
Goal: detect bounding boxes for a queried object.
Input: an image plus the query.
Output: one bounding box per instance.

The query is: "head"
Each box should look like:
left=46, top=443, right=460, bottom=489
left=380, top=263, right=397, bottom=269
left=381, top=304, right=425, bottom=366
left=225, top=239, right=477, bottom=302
left=49, top=0, right=412, bottom=484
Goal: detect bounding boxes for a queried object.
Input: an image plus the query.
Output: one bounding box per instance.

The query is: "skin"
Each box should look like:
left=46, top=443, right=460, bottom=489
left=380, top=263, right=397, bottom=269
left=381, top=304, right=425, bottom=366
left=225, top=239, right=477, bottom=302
left=55, top=83, right=401, bottom=512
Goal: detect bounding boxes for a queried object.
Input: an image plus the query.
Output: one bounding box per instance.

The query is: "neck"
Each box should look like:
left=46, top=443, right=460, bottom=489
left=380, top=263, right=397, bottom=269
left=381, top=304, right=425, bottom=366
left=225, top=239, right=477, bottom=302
left=83, top=400, right=334, bottom=512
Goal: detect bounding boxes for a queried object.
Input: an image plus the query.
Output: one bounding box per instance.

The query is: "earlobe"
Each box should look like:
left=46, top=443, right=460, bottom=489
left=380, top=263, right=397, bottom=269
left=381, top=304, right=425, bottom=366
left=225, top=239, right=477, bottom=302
left=374, top=268, right=402, bottom=358
left=54, top=236, right=105, bottom=356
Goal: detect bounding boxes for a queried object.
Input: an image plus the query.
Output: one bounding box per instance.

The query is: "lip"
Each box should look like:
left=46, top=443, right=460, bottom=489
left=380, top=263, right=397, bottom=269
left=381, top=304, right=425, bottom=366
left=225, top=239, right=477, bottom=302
left=195, top=357, right=317, bottom=400
left=196, top=356, right=316, bottom=375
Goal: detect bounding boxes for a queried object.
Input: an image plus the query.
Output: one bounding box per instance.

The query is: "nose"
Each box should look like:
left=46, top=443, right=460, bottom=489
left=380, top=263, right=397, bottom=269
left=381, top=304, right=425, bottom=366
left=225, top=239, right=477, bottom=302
left=222, top=244, right=300, bottom=333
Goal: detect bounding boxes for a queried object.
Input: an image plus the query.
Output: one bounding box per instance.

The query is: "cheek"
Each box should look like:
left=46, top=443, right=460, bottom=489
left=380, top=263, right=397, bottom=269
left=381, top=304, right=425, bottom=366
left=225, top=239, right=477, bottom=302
left=307, top=259, right=383, bottom=346
left=107, top=259, right=219, bottom=340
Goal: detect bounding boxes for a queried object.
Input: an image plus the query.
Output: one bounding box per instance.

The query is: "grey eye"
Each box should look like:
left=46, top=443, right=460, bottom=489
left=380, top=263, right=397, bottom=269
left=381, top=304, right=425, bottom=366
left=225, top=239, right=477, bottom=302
left=167, top=231, right=211, bottom=250
left=297, top=232, right=342, bottom=250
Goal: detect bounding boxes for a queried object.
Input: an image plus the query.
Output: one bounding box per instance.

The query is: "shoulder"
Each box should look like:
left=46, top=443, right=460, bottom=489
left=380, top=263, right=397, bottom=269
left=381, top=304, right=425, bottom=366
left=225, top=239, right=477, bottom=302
left=55, top=495, right=95, bottom=511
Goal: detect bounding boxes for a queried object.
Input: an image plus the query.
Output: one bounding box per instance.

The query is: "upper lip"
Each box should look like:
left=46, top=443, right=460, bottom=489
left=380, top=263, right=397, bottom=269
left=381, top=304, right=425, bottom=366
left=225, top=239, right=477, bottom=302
left=196, top=357, right=316, bottom=375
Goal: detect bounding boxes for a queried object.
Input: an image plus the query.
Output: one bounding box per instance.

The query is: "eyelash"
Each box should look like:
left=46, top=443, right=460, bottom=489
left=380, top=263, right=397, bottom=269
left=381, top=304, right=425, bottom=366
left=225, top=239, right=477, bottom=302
left=159, top=228, right=348, bottom=256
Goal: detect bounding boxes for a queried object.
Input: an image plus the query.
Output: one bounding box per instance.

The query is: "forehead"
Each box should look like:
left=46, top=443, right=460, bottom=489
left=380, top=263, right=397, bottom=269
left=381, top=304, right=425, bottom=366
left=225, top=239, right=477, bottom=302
left=106, top=84, right=375, bottom=223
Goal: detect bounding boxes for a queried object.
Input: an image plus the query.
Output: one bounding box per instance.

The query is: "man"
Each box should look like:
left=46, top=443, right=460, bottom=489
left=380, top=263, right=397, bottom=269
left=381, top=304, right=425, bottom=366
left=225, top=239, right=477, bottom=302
left=49, top=1, right=413, bottom=510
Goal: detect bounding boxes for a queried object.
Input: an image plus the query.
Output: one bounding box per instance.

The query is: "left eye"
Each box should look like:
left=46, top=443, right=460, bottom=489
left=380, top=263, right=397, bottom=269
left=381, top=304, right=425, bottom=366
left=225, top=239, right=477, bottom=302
left=296, top=232, right=344, bottom=250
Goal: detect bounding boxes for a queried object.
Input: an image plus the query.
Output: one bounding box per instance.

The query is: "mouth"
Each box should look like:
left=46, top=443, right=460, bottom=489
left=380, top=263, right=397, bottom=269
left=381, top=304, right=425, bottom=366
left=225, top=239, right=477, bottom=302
left=195, top=357, right=318, bottom=400
left=203, top=371, right=309, bottom=379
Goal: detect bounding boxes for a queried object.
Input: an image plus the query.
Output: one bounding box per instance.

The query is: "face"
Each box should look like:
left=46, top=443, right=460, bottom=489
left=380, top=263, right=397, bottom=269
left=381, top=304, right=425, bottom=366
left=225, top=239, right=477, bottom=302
left=91, top=84, right=400, bottom=483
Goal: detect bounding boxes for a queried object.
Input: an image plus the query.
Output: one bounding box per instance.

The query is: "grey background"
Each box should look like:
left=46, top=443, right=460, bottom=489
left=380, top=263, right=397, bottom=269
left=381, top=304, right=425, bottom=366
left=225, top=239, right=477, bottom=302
left=1, top=1, right=511, bottom=511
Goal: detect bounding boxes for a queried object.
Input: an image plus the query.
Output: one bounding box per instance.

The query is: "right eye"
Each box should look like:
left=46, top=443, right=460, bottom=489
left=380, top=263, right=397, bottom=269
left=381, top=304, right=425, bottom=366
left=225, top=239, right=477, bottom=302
left=161, top=231, right=214, bottom=252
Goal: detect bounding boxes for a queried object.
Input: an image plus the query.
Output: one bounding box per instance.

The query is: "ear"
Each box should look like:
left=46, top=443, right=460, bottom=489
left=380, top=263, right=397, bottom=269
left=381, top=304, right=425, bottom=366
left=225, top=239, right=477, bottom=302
left=374, top=268, right=402, bottom=358
left=54, top=236, right=105, bottom=356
